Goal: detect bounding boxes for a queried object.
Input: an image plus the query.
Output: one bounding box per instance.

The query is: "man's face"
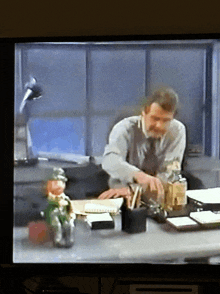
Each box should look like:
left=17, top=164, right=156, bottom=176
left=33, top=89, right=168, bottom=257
left=142, top=102, right=174, bottom=138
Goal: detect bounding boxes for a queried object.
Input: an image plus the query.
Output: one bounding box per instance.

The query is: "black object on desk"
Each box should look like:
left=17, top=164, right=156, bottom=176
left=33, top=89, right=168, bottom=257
left=121, top=205, right=148, bottom=234
left=86, top=213, right=115, bottom=230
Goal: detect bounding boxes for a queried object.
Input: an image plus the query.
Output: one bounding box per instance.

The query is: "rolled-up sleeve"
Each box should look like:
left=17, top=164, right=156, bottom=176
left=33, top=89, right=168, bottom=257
left=102, top=120, right=140, bottom=185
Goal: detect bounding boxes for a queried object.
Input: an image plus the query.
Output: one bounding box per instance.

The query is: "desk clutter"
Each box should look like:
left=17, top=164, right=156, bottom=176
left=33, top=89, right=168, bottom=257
left=27, top=167, right=220, bottom=248
left=165, top=187, right=220, bottom=231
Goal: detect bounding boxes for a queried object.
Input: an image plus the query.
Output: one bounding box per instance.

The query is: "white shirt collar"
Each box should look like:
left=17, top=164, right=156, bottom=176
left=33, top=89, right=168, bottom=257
left=140, top=115, right=165, bottom=141
left=140, top=115, right=151, bottom=139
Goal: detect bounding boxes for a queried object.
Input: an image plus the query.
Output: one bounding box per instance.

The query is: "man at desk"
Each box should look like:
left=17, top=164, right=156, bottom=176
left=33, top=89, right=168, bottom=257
left=98, top=87, right=186, bottom=204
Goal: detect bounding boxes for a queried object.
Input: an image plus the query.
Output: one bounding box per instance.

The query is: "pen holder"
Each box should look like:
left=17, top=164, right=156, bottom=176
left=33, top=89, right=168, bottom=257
left=121, top=205, right=148, bottom=234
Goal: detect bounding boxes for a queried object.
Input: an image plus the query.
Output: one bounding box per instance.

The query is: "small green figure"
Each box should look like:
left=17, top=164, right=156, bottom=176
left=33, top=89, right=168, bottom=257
left=42, top=168, right=76, bottom=248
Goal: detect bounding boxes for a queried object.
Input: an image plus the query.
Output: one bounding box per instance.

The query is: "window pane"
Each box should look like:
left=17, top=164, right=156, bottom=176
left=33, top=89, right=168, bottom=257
left=29, top=117, right=86, bottom=155
left=90, top=49, right=146, bottom=111
left=148, top=48, right=206, bottom=146
left=91, top=115, right=117, bottom=156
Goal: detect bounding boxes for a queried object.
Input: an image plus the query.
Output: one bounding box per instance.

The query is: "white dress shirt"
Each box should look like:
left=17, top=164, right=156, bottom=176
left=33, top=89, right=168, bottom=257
left=102, top=115, right=186, bottom=188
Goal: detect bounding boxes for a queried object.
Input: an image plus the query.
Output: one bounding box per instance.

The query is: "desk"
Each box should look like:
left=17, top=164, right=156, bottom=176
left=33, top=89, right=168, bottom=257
left=13, top=215, right=220, bottom=264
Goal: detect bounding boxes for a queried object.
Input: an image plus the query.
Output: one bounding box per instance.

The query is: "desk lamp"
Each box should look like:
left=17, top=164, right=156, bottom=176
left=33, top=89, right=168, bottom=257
left=14, top=77, right=43, bottom=166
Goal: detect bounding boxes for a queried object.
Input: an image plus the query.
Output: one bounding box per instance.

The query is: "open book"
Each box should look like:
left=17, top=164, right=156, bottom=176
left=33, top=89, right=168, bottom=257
left=71, top=197, right=124, bottom=215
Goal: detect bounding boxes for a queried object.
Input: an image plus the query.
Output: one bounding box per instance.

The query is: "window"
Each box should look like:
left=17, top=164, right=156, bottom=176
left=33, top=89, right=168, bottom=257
left=14, top=40, right=220, bottom=158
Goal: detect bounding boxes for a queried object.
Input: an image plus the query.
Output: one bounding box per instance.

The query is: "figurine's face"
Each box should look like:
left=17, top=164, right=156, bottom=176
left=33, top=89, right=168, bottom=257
left=46, top=180, right=66, bottom=196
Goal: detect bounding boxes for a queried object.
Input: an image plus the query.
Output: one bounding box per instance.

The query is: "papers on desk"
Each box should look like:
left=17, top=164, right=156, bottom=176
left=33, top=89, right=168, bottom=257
left=167, top=187, right=220, bottom=230
left=186, top=187, right=220, bottom=204
left=71, top=197, right=124, bottom=215
left=166, top=216, right=200, bottom=230
left=190, top=211, right=220, bottom=224
left=166, top=210, right=220, bottom=230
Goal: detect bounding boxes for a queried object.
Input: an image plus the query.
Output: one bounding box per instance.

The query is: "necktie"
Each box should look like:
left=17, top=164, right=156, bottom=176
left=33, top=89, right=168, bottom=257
left=142, top=137, right=158, bottom=176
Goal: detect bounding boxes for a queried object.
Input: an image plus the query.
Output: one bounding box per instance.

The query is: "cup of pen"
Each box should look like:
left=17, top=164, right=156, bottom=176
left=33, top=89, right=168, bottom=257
left=121, top=184, right=148, bottom=234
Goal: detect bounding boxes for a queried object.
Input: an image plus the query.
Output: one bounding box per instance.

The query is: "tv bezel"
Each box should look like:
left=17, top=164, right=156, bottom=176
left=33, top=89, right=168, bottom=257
left=2, top=34, right=220, bottom=280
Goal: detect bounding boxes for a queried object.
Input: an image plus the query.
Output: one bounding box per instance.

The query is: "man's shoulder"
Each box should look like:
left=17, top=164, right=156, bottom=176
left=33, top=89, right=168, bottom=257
left=170, top=119, right=186, bottom=132
left=112, top=115, right=140, bottom=132
left=165, top=119, right=186, bottom=141
left=115, top=115, right=140, bottom=127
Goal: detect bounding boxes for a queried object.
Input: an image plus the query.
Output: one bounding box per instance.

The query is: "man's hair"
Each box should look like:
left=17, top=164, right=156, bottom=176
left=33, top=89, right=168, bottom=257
left=143, top=87, right=179, bottom=114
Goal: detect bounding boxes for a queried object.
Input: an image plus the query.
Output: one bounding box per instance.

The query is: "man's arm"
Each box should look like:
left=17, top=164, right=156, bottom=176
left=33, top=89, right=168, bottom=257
left=102, top=119, right=141, bottom=185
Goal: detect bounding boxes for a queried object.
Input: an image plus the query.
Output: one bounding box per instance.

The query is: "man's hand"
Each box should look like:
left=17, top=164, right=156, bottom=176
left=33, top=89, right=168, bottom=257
left=98, top=187, right=130, bottom=199
left=134, top=171, right=164, bottom=204
left=98, top=187, right=132, bottom=207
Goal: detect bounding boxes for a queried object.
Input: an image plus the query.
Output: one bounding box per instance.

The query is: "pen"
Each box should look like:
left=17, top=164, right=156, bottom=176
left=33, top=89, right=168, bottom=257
left=135, top=186, right=142, bottom=208
left=131, top=186, right=139, bottom=210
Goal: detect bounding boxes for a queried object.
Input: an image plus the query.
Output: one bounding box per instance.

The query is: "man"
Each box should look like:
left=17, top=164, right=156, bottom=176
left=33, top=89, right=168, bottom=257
left=98, top=87, right=186, bottom=204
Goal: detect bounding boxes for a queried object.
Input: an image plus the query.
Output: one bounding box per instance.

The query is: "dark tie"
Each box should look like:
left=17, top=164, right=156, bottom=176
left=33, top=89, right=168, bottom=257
left=142, top=137, right=159, bottom=176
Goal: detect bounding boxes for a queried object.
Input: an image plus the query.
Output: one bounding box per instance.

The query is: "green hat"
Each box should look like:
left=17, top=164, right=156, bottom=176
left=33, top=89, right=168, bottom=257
left=49, top=167, right=68, bottom=182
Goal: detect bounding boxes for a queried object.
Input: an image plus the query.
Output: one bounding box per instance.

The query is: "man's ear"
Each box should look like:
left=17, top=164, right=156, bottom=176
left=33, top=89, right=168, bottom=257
left=142, top=106, right=150, bottom=115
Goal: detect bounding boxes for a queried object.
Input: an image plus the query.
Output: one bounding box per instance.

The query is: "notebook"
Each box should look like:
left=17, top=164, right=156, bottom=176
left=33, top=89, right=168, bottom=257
left=71, top=197, right=124, bottom=215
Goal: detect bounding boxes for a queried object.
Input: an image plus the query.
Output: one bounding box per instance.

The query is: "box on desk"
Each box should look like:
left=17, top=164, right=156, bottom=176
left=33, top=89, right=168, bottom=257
left=121, top=205, right=148, bottom=234
left=164, top=181, right=187, bottom=211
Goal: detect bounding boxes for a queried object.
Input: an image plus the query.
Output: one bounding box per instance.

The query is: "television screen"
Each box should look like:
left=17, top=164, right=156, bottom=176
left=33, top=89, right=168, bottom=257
left=7, top=35, right=220, bottom=269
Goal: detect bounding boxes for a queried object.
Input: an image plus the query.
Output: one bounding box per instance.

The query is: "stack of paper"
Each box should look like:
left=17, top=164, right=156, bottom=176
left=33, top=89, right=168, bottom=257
left=190, top=211, right=220, bottom=224
left=186, top=187, right=220, bottom=204
left=86, top=213, right=114, bottom=230
left=166, top=216, right=199, bottom=230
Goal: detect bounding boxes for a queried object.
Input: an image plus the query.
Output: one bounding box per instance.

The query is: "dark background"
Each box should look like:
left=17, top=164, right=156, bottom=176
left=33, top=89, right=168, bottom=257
left=0, top=1, right=220, bottom=38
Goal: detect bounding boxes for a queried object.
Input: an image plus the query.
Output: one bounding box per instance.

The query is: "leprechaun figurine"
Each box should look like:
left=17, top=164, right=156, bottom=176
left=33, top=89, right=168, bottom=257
left=42, top=168, right=76, bottom=248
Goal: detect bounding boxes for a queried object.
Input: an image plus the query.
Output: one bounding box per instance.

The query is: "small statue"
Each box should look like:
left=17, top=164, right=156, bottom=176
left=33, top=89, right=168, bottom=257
left=42, top=168, right=76, bottom=248
left=164, top=159, right=187, bottom=211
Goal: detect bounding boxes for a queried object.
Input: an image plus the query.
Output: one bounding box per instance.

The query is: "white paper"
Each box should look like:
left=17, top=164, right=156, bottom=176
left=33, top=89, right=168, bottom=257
left=186, top=187, right=220, bottom=204
left=190, top=210, right=220, bottom=224
left=167, top=216, right=198, bottom=227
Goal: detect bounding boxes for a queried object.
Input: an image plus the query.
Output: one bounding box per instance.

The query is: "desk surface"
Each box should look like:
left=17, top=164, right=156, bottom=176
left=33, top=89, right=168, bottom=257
left=13, top=215, right=220, bottom=264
